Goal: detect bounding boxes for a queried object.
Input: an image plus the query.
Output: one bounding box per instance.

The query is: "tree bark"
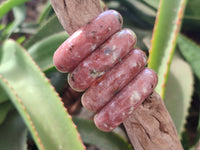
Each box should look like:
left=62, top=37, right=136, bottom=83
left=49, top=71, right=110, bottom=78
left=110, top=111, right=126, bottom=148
left=123, top=91, right=183, bottom=150
left=49, top=0, right=183, bottom=149
left=50, top=0, right=102, bottom=35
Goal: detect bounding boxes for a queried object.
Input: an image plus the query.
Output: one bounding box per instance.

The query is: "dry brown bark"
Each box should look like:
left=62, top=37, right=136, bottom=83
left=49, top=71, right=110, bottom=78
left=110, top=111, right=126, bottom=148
left=123, top=91, right=183, bottom=150
left=49, top=0, right=183, bottom=149
left=50, top=0, right=102, bottom=35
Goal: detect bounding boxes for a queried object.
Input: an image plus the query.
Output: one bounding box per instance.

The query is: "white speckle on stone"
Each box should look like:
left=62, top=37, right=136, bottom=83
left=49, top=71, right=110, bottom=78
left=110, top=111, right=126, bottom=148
left=83, top=61, right=89, bottom=67
left=128, top=106, right=135, bottom=114
left=109, top=127, right=113, bottom=130
left=130, top=106, right=134, bottom=111
left=99, top=82, right=103, bottom=86
left=122, top=112, right=126, bottom=116
left=142, top=88, right=147, bottom=94
left=108, top=27, right=111, bottom=31
left=95, top=36, right=99, bottom=40
left=91, top=44, right=96, bottom=51
left=130, top=91, right=141, bottom=102
left=104, top=123, right=108, bottom=128
left=74, top=51, right=80, bottom=57
left=150, top=75, right=154, bottom=79
left=105, top=52, right=110, bottom=56
left=112, top=45, right=116, bottom=50
left=98, top=71, right=105, bottom=77
left=112, top=53, right=117, bottom=62
left=138, top=63, right=141, bottom=68
left=90, top=70, right=105, bottom=77
left=131, top=62, right=137, bottom=68
left=116, top=70, right=124, bottom=78
left=143, top=56, right=146, bottom=63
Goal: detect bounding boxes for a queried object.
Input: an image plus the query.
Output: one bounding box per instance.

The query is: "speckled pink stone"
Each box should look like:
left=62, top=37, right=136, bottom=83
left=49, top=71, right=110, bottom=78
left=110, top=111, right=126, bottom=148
left=53, top=10, right=123, bottom=73
left=82, top=49, right=147, bottom=112
left=68, top=29, right=137, bottom=91
left=94, top=68, right=158, bottom=132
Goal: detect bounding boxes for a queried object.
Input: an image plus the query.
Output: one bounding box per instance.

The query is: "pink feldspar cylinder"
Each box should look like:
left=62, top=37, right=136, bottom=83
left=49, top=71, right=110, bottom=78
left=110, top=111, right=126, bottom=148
left=82, top=49, right=147, bottom=112
left=53, top=10, right=123, bottom=73
left=94, top=68, right=158, bottom=132
left=68, top=29, right=137, bottom=91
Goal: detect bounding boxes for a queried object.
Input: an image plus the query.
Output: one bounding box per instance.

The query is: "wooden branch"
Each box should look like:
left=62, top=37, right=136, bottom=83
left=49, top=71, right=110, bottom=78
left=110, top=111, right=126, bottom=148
left=50, top=0, right=183, bottom=149
left=123, top=91, right=183, bottom=150
left=50, top=0, right=102, bottom=35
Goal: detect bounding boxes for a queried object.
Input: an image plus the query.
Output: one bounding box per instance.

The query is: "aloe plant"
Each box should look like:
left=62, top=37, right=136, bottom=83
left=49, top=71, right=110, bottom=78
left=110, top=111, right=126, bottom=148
left=0, top=40, right=85, bottom=150
left=147, top=0, right=188, bottom=98
left=165, top=53, right=194, bottom=136
left=0, top=0, right=29, bottom=20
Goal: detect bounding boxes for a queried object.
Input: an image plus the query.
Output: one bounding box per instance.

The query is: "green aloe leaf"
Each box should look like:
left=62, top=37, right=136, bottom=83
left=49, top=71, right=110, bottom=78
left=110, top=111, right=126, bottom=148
left=177, top=34, right=200, bottom=80
left=165, top=53, right=194, bottom=136
left=0, top=0, right=29, bottom=20
left=0, top=101, right=13, bottom=125
left=106, top=0, right=155, bottom=29
left=140, top=0, right=159, bottom=8
left=73, top=117, right=133, bottom=150
left=38, top=1, right=53, bottom=23
left=17, top=22, right=39, bottom=35
left=11, top=5, right=26, bottom=31
left=0, top=40, right=84, bottom=150
left=8, top=5, right=26, bottom=37
left=177, top=35, right=200, bottom=147
left=0, top=4, right=26, bottom=41
left=183, top=0, right=200, bottom=30
left=140, top=0, right=200, bottom=31
left=47, top=71, right=68, bottom=93
left=0, top=4, right=27, bottom=105
left=126, top=0, right=156, bottom=26
left=24, top=15, right=64, bottom=48
left=28, top=32, right=68, bottom=72
left=0, top=86, right=8, bottom=104
left=148, top=0, right=188, bottom=98
left=0, top=110, right=28, bottom=150
left=184, top=0, right=200, bottom=20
